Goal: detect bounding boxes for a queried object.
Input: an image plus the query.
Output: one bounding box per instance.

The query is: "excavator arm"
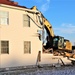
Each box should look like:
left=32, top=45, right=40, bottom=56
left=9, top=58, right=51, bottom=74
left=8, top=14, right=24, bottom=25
left=42, top=17, right=54, bottom=37
left=31, top=6, right=54, bottom=38
left=31, top=6, right=75, bottom=62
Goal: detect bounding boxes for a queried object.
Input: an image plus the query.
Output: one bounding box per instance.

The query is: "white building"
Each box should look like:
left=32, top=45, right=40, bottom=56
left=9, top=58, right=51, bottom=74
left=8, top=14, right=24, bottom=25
left=0, top=0, right=43, bottom=68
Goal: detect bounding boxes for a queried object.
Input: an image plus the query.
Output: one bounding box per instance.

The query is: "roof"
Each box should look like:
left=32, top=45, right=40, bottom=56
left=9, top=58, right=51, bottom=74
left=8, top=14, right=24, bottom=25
left=0, top=0, right=27, bottom=8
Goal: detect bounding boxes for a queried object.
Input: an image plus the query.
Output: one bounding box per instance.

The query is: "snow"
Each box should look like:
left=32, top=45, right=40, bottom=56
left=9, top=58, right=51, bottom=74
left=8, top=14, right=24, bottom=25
left=18, top=66, right=75, bottom=75
left=1, top=65, right=75, bottom=75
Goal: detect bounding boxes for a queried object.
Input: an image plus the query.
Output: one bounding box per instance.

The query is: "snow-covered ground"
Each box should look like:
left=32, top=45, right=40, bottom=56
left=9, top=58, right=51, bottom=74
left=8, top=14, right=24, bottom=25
left=18, top=66, right=75, bottom=75
left=1, top=65, right=75, bottom=75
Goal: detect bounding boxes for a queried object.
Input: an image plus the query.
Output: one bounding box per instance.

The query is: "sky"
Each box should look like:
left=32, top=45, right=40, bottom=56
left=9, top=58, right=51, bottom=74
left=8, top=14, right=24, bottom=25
left=14, top=0, right=75, bottom=45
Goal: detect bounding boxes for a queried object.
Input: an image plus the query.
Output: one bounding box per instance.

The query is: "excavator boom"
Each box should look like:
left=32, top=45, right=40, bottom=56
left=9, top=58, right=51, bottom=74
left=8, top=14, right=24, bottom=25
left=31, top=6, right=54, bottom=38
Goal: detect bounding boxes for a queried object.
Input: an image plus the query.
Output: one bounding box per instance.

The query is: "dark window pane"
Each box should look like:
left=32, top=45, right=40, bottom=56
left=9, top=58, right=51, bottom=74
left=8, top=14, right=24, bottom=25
left=1, top=41, right=9, bottom=54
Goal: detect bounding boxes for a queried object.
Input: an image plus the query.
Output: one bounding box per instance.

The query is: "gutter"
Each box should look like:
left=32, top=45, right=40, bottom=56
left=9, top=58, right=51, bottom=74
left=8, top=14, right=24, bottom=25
left=0, top=4, right=40, bottom=14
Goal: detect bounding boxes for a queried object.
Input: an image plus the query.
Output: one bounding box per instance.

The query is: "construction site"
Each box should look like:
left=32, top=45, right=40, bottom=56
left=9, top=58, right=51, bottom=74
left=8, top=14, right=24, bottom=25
left=0, top=0, right=75, bottom=75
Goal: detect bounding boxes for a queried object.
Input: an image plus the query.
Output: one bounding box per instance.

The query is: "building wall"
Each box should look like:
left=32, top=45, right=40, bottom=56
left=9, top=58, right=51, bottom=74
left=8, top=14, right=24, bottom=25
left=0, top=4, right=42, bottom=68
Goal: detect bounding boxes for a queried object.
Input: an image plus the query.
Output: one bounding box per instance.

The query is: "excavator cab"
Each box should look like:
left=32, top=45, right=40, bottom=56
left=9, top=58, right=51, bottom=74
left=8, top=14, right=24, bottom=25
left=64, top=39, right=72, bottom=50
left=53, top=36, right=64, bottom=49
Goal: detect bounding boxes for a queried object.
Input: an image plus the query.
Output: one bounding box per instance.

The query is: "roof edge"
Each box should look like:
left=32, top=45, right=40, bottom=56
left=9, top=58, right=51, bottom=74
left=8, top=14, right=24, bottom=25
left=0, top=4, right=39, bottom=13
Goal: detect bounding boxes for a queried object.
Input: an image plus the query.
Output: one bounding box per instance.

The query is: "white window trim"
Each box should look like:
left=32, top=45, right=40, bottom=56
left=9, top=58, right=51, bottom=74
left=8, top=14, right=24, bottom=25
left=23, top=14, right=30, bottom=27
left=24, top=41, right=31, bottom=54
left=1, top=40, right=9, bottom=54
left=0, top=11, right=9, bottom=25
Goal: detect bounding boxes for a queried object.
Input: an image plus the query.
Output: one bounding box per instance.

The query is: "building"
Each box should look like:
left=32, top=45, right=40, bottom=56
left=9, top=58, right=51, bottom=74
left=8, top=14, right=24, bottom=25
left=0, top=0, right=43, bottom=68
left=0, top=0, right=65, bottom=70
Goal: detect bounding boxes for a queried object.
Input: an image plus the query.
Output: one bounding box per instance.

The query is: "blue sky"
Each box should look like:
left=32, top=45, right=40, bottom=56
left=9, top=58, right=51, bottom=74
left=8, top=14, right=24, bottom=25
left=14, top=0, right=75, bottom=45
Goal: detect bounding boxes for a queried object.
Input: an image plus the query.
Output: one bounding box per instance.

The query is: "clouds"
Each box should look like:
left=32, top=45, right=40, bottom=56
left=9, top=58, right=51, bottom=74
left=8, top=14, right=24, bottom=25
left=19, top=0, right=51, bottom=13
left=54, top=23, right=75, bottom=34
left=40, top=0, right=50, bottom=13
left=33, top=0, right=51, bottom=13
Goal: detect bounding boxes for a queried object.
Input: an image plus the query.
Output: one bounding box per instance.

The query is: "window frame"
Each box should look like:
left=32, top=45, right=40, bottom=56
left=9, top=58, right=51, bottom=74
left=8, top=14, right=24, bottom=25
left=23, top=14, right=30, bottom=27
left=0, top=11, right=9, bottom=25
left=24, top=41, right=31, bottom=54
left=1, top=41, right=9, bottom=54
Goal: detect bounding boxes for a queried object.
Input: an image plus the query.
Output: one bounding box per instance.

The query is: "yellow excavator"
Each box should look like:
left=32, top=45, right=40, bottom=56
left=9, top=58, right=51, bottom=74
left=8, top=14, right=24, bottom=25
left=31, top=6, right=74, bottom=59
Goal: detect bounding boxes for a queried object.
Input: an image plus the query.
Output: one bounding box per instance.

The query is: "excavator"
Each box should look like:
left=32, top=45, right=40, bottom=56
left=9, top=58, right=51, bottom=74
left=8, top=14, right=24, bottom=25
left=31, top=6, right=75, bottom=61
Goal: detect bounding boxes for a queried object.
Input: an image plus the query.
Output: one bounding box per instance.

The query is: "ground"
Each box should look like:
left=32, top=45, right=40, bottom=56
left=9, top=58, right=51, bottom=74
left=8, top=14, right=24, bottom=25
left=1, top=65, right=75, bottom=75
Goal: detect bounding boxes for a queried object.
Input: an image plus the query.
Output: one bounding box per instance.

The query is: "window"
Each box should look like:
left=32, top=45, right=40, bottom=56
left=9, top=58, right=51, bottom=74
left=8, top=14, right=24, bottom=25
left=23, top=14, right=30, bottom=27
left=0, top=11, right=9, bottom=25
left=24, top=41, right=31, bottom=53
left=1, top=41, right=9, bottom=54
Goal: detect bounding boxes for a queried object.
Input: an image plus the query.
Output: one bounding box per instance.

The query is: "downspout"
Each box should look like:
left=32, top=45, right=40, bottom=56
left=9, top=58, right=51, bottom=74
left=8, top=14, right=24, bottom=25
left=36, top=51, right=42, bottom=67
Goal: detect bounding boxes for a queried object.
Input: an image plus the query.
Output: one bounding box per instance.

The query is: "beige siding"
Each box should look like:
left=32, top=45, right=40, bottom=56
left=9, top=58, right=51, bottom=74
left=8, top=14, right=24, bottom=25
left=0, top=5, right=42, bottom=68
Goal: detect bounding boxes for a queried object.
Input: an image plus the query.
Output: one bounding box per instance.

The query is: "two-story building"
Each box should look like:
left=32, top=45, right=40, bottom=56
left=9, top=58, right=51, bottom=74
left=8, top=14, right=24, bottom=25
left=0, top=0, right=43, bottom=69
